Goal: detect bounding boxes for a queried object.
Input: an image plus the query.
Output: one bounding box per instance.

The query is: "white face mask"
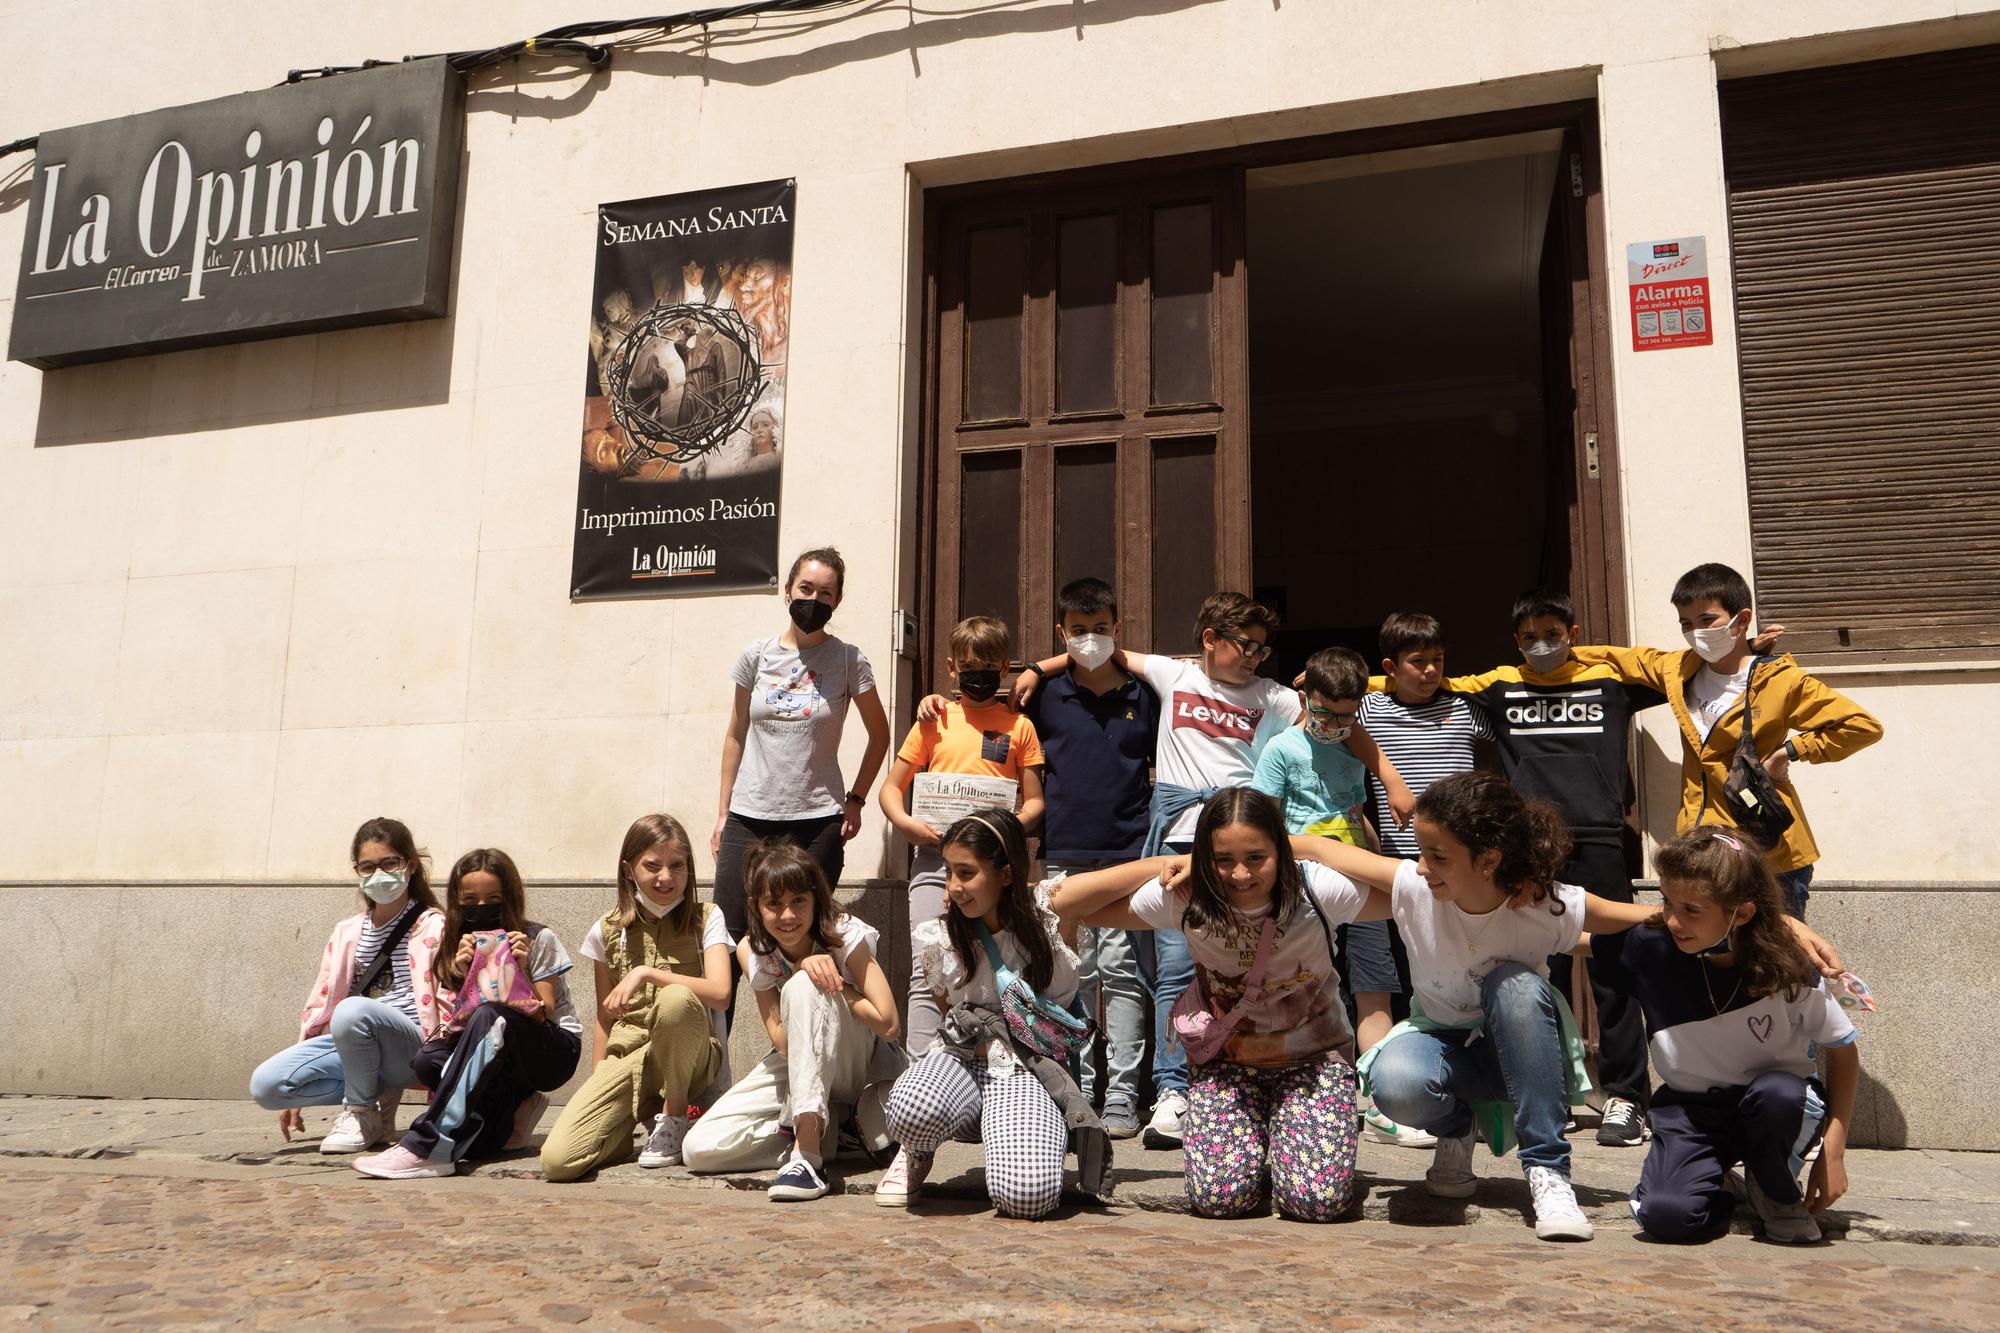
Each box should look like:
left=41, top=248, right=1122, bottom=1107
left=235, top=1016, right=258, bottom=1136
left=1523, top=640, right=1571, bottom=671
left=1685, top=617, right=1744, bottom=664
left=634, top=890, right=677, bottom=919
left=359, top=869, right=408, bottom=904
left=1068, top=632, right=1115, bottom=672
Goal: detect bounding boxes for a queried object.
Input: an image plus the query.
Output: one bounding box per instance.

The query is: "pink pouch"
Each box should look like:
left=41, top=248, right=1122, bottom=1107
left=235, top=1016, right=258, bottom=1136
left=447, top=931, right=541, bottom=1031
left=1168, top=916, right=1276, bottom=1067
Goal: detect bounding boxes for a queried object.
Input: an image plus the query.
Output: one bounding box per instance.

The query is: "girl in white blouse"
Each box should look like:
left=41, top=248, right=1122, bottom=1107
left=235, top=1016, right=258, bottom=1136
left=876, top=809, right=1081, bottom=1218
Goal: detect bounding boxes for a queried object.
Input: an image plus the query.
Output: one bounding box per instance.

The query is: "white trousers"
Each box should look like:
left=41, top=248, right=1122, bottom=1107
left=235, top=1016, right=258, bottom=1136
left=682, top=971, right=888, bottom=1172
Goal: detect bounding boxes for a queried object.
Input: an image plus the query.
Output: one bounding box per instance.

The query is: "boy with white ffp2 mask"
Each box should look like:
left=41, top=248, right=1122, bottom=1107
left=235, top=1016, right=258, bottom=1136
left=1570, top=562, right=1883, bottom=918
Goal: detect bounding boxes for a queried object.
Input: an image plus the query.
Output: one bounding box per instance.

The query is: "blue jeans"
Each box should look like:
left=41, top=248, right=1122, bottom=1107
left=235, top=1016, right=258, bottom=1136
left=1775, top=864, right=1813, bottom=919
left=1049, top=861, right=1147, bottom=1117
left=1133, top=840, right=1195, bottom=1099
left=1366, top=962, right=1572, bottom=1173
left=249, top=996, right=424, bottom=1109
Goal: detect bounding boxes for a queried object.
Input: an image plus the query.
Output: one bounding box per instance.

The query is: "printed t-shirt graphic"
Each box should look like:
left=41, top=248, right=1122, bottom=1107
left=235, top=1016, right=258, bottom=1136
left=1128, top=862, right=1368, bottom=1067
left=1140, top=657, right=1302, bottom=842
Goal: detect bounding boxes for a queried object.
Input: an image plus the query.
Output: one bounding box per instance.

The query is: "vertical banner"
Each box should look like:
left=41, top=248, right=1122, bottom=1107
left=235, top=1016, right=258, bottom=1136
left=571, top=179, right=795, bottom=598
left=1626, top=235, right=1713, bottom=352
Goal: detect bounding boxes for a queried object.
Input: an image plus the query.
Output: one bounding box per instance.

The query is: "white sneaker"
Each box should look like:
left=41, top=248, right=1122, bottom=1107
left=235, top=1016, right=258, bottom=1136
left=1144, top=1090, right=1189, bottom=1148
left=636, top=1112, right=689, bottom=1168
left=319, top=1098, right=393, bottom=1154
left=1745, top=1169, right=1822, bottom=1244
left=874, top=1147, right=932, bottom=1207
left=1362, top=1105, right=1439, bottom=1148
left=1527, top=1165, right=1594, bottom=1241
left=1424, top=1130, right=1478, bottom=1198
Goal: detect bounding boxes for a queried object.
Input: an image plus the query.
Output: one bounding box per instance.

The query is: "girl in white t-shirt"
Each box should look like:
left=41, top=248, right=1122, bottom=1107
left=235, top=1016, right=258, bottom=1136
left=538, top=814, right=734, bottom=1182
left=1055, top=786, right=1393, bottom=1222
left=682, top=840, right=904, bottom=1201
left=1293, top=771, right=1691, bottom=1242
left=878, top=809, right=1083, bottom=1218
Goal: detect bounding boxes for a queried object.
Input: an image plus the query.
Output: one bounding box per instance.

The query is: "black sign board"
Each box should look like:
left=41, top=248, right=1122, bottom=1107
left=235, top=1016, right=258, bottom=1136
left=9, top=59, right=464, bottom=369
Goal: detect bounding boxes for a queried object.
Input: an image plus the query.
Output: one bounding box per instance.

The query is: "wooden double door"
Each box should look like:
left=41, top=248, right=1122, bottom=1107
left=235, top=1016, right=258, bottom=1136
left=919, top=109, right=1624, bottom=690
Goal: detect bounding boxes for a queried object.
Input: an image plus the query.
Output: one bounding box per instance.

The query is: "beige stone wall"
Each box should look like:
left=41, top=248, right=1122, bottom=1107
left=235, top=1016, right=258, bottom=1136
left=3, top=0, right=2000, bottom=886
left=0, top=879, right=1983, bottom=1150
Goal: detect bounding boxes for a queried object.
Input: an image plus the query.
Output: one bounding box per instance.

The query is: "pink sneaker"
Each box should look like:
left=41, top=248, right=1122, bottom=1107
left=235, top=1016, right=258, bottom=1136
left=354, top=1144, right=454, bottom=1180
left=506, top=1092, right=550, bottom=1151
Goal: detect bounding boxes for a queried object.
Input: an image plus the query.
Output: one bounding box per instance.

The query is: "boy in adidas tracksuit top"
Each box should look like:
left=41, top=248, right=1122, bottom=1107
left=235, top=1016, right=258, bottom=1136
left=1392, top=588, right=1666, bottom=1148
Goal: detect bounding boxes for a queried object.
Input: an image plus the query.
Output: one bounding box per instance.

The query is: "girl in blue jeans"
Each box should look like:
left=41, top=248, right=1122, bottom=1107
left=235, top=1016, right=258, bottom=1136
left=1294, top=774, right=1667, bottom=1241
left=249, top=817, right=449, bottom=1154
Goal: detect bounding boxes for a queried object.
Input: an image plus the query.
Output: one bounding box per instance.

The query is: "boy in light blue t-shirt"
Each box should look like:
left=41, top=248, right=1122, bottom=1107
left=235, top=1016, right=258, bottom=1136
left=1254, top=645, right=1442, bottom=1150
left=1251, top=646, right=1378, bottom=850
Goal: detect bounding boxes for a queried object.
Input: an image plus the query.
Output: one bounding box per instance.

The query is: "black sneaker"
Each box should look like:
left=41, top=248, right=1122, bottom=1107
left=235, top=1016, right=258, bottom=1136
left=1596, top=1097, right=1648, bottom=1147
left=768, top=1155, right=829, bottom=1202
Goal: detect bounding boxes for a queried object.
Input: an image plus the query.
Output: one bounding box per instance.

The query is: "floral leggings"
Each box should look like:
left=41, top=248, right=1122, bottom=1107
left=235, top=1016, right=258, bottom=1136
left=1184, top=1052, right=1359, bottom=1221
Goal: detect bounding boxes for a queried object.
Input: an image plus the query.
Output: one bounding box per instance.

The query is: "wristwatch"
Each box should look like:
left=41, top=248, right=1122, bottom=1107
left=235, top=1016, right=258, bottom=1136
left=1021, top=661, right=1045, bottom=677
left=1783, top=740, right=1799, bottom=762
left=844, top=790, right=865, bottom=805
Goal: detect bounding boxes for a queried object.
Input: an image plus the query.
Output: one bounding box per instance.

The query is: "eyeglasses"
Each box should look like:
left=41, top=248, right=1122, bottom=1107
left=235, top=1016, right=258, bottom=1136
left=1306, top=703, right=1359, bottom=724
left=1214, top=631, right=1272, bottom=661
left=354, top=856, right=409, bottom=875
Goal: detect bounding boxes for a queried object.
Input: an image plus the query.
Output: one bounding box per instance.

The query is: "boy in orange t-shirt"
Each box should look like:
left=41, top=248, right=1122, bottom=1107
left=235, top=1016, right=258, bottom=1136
left=880, top=615, right=1045, bottom=1054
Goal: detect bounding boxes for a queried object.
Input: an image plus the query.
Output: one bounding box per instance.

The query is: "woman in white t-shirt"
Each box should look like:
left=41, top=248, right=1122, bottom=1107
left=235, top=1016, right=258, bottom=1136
left=711, top=546, right=891, bottom=1027
left=1054, top=787, right=1392, bottom=1223
left=682, top=840, right=904, bottom=1201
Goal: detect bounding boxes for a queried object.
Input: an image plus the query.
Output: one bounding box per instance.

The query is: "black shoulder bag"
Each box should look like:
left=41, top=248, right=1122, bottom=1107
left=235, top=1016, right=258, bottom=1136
left=1720, top=656, right=1795, bottom=846
left=352, top=903, right=423, bottom=999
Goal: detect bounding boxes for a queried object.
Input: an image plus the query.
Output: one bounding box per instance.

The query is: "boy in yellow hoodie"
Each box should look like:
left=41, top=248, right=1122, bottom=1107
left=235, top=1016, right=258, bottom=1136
left=1572, top=563, right=1882, bottom=918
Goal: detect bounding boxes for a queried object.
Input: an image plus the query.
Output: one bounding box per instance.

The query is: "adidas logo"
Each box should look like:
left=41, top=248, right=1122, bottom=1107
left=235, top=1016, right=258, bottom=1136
left=1505, top=699, right=1605, bottom=725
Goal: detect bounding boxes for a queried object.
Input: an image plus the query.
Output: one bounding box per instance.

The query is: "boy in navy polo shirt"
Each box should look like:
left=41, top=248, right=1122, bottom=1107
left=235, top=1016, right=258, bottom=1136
left=1020, top=578, right=1158, bottom=1138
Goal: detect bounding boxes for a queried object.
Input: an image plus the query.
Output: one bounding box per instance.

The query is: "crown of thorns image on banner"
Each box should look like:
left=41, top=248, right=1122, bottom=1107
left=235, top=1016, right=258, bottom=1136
left=602, top=303, right=764, bottom=470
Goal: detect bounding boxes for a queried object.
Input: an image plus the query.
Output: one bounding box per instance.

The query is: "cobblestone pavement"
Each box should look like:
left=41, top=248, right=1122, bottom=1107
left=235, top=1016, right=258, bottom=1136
left=1, top=1158, right=1997, bottom=1330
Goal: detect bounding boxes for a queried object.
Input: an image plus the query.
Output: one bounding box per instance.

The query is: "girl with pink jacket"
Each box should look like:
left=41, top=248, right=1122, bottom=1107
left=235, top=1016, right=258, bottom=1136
left=249, top=817, right=448, bottom=1154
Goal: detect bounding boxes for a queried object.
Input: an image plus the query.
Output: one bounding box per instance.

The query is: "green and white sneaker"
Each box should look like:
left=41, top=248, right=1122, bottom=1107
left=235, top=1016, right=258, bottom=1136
left=1362, top=1105, right=1438, bottom=1149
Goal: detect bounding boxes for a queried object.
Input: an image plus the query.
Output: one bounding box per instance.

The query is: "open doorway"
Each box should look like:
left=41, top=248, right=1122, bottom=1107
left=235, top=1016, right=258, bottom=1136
left=1247, top=132, right=1575, bottom=676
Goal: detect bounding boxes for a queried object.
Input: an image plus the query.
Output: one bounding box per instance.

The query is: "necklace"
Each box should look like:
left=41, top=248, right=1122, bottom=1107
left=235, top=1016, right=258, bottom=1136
left=1700, top=958, right=1742, bottom=1014
left=1457, top=898, right=1506, bottom=954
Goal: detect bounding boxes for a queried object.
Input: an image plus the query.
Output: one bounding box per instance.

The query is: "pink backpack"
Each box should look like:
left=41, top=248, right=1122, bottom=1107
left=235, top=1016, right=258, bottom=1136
left=447, top=931, right=541, bottom=1031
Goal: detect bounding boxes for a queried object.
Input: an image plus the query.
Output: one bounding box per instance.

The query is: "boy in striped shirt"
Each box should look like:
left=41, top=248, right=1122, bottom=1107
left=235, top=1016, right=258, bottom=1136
left=1353, top=612, right=1493, bottom=1147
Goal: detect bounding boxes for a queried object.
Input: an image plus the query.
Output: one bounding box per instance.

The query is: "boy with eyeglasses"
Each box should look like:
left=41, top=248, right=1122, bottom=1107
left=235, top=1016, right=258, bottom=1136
left=1016, top=592, right=1413, bottom=1148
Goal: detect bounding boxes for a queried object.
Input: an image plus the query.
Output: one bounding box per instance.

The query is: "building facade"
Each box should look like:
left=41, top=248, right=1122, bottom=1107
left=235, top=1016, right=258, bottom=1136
left=2, top=1, right=1996, bottom=1144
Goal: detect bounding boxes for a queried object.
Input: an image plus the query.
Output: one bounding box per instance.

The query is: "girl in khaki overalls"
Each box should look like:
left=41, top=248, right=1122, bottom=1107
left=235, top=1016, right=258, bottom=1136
left=540, top=814, right=734, bottom=1181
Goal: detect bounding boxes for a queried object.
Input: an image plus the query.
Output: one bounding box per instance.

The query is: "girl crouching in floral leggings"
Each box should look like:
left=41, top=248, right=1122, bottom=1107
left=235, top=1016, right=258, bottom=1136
left=1054, top=787, right=1390, bottom=1221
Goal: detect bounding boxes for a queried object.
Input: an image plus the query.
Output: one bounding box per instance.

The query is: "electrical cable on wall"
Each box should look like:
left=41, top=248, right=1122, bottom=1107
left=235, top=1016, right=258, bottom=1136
left=0, top=0, right=888, bottom=160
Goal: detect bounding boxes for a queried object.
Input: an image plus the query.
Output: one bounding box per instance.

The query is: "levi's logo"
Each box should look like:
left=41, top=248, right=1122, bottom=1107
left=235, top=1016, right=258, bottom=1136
left=1172, top=690, right=1261, bottom=739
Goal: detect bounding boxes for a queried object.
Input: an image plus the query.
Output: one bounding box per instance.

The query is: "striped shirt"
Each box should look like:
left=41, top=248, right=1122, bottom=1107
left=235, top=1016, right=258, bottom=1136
left=352, top=903, right=420, bottom=1022
left=1359, top=691, right=1493, bottom=857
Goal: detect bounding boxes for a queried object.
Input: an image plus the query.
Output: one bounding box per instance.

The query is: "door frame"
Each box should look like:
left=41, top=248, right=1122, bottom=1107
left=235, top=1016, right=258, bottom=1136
left=917, top=99, right=1628, bottom=706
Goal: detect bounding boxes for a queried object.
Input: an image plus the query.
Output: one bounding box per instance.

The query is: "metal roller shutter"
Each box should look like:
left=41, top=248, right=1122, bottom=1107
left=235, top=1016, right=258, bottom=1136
left=1720, top=45, right=2000, bottom=660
